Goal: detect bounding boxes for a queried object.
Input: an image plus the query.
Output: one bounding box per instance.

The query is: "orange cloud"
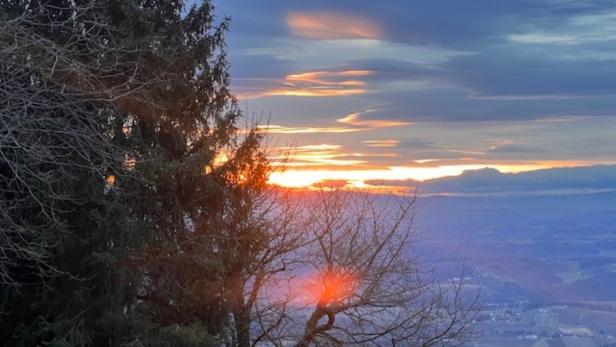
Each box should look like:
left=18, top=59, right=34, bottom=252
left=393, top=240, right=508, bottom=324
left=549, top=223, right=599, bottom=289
left=286, top=11, right=383, bottom=40
left=286, top=70, right=372, bottom=84
left=269, top=143, right=398, bottom=169
left=236, top=70, right=373, bottom=99
left=288, top=144, right=343, bottom=151
left=266, top=88, right=365, bottom=97
left=270, top=143, right=368, bottom=167
left=274, top=70, right=371, bottom=97
left=259, top=124, right=365, bottom=134
left=337, top=112, right=410, bottom=128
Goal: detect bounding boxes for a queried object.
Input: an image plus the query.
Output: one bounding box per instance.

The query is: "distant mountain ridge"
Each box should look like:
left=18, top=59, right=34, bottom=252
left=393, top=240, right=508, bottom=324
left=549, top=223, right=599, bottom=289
left=366, top=165, right=616, bottom=193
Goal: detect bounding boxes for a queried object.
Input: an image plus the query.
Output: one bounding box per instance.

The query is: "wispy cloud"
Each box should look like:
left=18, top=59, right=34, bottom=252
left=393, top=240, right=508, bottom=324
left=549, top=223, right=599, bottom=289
left=284, top=144, right=343, bottom=151
left=258, top=124, right=365, bottom=134
left=270, top=143, right=366, bottom=167
left=269, top=143, right=398, bottom=168
left=236, top=70, right=373, bottom=99
left=286, top=11, right=383, bottom=40
left=286, top=70, right=371, bottom=86
left=507, top=10, right=616, bottom=46
left=337, top=111, right=410, bottom=128
left=506, top=33, right=580, bottom=45
left=362, top=139, right=400, bottom=148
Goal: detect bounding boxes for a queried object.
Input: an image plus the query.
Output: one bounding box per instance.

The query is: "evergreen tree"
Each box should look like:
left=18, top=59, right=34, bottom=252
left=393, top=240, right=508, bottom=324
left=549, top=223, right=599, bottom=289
left=0, top=1, right=268, bottom=345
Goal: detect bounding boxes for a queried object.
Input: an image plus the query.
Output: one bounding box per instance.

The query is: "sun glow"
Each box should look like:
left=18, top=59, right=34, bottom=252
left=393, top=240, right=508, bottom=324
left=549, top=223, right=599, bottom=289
left=268, top=163, right=570, bottom=189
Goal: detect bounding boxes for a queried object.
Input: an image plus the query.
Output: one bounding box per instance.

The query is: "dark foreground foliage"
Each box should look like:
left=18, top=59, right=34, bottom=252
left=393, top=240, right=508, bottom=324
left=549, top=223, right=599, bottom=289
left=1, top=0, right=267, bottom=345
left=0, top=1, right=476, bottom=346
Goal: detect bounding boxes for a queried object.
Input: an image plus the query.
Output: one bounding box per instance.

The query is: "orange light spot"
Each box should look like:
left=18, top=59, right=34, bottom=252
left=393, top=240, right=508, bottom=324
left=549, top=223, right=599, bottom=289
left=297, top=269, right=357, bottom=306
left=105, top=174, right=116, bottom=186
left=213, top=152, right=229, bottom=167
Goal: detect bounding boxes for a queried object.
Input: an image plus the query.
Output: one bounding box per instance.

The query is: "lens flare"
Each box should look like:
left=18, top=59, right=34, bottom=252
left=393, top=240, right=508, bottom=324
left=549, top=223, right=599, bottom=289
left=295, top=268, right=357, bottom=306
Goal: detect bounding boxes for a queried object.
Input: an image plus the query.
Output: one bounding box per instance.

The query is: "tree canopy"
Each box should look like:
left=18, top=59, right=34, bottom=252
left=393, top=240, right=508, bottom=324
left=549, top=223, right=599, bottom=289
left=1, top=0, right=267, bottom=345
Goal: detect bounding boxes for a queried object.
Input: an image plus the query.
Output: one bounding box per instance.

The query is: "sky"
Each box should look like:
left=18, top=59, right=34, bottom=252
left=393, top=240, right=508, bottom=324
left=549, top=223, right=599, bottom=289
left=213, top=0, right=616, bottom=188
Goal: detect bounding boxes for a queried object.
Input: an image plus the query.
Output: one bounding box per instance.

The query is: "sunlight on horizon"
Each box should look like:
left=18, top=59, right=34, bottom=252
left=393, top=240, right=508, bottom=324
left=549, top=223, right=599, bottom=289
left=268, top=162, right=579, bottom=189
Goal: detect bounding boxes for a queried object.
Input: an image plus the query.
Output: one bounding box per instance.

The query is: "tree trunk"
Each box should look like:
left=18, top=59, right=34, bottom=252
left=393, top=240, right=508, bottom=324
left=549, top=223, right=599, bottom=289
left=234, top=305, right=251, bottom=347
left=296, top=307, right=335, bottom=347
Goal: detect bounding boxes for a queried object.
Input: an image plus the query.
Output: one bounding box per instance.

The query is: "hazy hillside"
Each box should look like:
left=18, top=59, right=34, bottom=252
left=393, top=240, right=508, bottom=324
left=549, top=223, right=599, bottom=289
left=405, top=165, right=616, bottom=346
left=367, top=165, right=616, bottom=194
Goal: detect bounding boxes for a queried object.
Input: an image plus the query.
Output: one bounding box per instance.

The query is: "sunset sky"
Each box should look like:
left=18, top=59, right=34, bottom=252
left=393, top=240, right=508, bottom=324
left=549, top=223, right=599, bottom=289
left=215, top=0, right=616, bottom=188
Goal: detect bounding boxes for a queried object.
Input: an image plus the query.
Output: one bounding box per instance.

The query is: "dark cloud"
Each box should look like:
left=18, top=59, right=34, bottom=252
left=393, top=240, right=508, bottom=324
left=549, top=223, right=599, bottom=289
left=343, top=58, right=444, bottom=82
left=363, top=88, right=616, bottom=122
left=398, top=139, right=439, bottom=149
left=443, top=46, right=616, bottom=97
left=229, top=53, right=295, bottom=79
left=218, top=0, right=616, bottom=124
left=276, top=49, right=616, bottom=121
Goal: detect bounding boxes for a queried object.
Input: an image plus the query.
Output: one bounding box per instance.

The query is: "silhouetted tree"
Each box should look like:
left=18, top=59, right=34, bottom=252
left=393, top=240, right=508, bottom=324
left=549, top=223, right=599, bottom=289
left=1, top=0, right=267, bottom=345
left=292, top=191, right=478, bottom=346
left=228, top=189, right=478, bottom=347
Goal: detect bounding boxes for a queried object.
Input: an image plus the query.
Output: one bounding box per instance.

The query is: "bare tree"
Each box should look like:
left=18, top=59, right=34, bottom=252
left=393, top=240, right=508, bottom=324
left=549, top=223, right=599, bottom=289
left=293, top=190, right=478, bottom=346
left=224, top=187, right=310, bottom=347
left=240, top=189, right=475, bottom=346
left=231, top=188, right=478, bottom=347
